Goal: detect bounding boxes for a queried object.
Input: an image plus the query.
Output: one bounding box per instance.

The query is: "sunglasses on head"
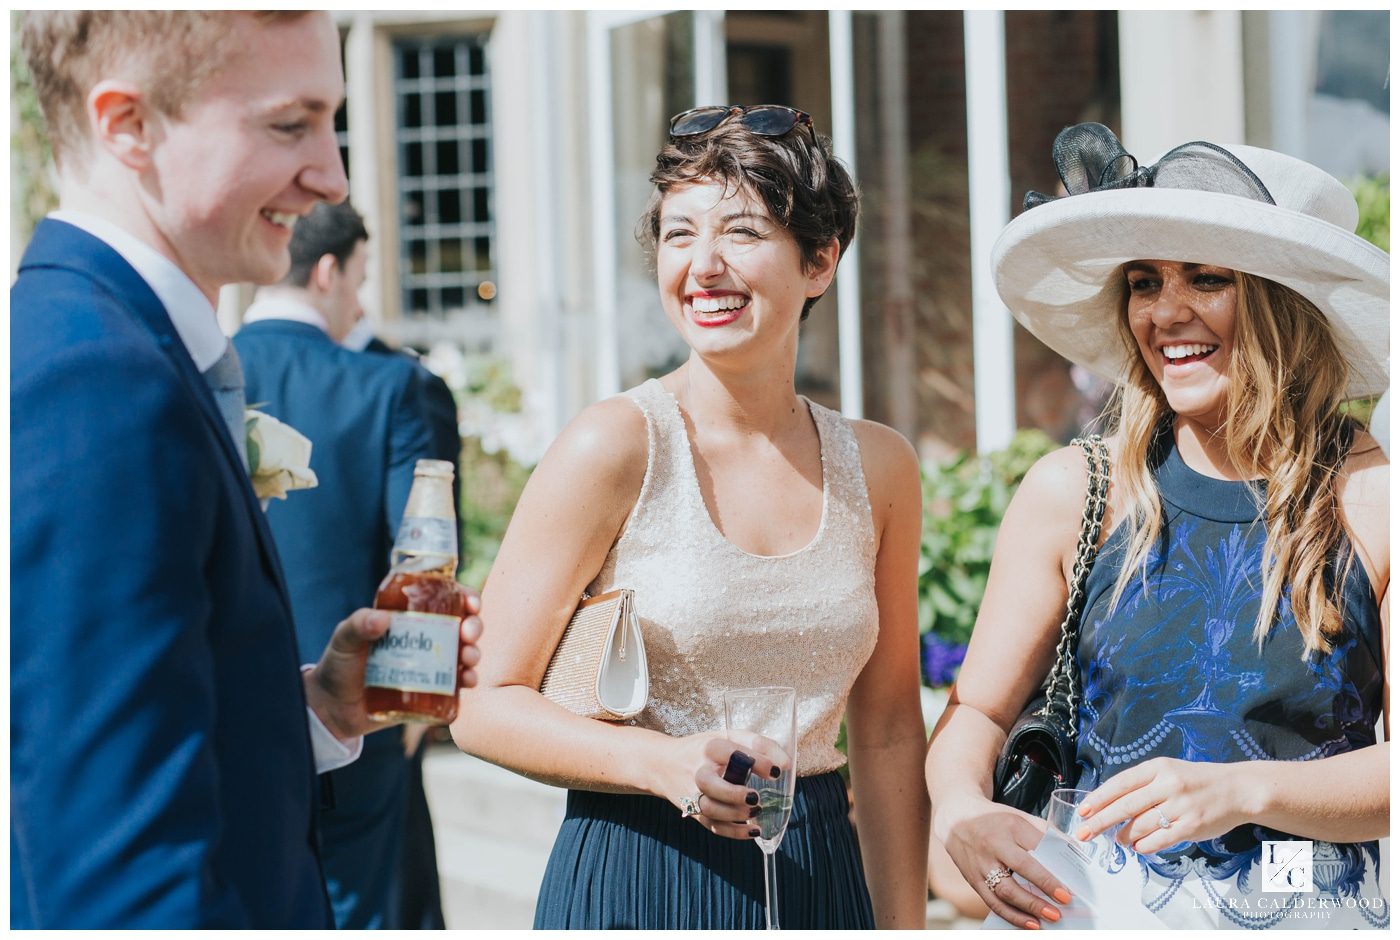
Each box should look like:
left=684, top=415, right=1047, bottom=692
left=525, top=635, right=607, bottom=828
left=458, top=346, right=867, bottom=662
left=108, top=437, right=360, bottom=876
left=668, top=104, right=817, bottom=145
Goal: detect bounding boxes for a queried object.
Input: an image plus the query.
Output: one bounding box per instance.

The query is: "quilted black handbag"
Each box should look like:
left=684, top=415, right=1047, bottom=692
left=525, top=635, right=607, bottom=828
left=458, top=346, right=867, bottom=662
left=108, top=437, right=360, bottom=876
left=991, top=436, right=1110, bottom=817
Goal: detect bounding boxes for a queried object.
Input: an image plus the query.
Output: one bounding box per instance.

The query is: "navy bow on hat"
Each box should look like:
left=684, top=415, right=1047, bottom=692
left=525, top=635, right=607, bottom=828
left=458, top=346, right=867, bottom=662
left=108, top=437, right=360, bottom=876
left=1023, top=122, right=1277, bottom=211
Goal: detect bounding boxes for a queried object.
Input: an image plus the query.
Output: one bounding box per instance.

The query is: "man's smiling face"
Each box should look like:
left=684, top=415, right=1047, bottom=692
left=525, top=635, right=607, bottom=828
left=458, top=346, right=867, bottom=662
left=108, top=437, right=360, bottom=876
left=143, top=13, right=348, bottom=300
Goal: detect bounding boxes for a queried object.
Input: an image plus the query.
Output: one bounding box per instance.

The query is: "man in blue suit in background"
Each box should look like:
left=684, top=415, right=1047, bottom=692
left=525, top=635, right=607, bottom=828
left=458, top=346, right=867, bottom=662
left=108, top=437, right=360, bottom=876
left=235, top=201, right=446, bottom=928
left=10, top=12, right=482, bottom=928
left=344, top=282, right=461, bottom=932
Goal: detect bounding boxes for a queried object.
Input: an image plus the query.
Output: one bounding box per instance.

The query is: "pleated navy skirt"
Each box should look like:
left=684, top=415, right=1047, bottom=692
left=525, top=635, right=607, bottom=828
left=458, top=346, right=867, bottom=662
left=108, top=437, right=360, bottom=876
left=533, top=771, right=874, bottom=930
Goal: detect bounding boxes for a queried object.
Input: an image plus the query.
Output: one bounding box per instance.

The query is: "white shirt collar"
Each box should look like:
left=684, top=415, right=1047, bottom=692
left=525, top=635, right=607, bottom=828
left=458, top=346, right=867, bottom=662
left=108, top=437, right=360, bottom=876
left=48, top=210, right=228, bottom=373
left=339, top=315, right=376, bottom=351
left=242, top=296, right=331, bottom=336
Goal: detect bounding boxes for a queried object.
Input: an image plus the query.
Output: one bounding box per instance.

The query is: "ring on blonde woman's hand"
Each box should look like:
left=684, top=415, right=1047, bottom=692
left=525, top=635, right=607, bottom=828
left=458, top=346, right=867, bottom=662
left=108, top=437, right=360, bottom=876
left=984, top=866, right=1013, bottom=891
left=680, top=793, right=702, bottom=818
left=1155, top=808, right=1173, bottom=830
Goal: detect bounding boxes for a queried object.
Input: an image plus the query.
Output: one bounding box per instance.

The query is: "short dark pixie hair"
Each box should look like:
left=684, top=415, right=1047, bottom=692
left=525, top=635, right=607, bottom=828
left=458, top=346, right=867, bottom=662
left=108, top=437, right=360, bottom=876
left=637, top=117, right=859, bottom=321
left=282, top=200, right=369, bottom=288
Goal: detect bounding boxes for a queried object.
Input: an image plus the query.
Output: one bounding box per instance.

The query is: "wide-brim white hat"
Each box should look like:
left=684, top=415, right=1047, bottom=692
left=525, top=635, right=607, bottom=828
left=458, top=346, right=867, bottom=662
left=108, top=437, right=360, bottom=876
left=993, top=124, right=1389, bottom=399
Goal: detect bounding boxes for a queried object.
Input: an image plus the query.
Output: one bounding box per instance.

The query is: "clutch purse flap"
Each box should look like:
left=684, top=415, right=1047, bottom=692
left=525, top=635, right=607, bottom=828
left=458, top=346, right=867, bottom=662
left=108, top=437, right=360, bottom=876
left=540, top=588, right=649, bottom=721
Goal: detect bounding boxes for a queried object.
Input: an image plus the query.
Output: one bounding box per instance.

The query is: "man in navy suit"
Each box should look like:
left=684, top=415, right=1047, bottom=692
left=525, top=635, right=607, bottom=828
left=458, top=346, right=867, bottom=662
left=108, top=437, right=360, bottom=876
left=11, top=12, right=481, bottom=928
left=234, top=201, right=445, bottom=928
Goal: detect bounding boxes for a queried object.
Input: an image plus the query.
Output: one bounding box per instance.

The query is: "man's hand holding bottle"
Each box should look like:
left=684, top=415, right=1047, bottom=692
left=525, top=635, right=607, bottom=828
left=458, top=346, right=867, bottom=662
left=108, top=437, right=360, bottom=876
left=305, top=459, right=483, bottom=740
left=304, top=600, right=483, bottom=741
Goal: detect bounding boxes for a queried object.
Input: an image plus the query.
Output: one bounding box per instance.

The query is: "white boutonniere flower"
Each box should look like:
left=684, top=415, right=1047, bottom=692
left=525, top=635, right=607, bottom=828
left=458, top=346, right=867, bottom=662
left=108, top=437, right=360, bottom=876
left=245, top=409, right=318, bottom=501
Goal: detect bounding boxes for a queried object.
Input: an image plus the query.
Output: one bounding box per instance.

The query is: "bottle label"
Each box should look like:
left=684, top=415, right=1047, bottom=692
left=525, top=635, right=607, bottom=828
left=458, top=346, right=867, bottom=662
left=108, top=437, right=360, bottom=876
left=365, top=611, right=460, bottom=695
left=394, top=516, right=457, bottom=556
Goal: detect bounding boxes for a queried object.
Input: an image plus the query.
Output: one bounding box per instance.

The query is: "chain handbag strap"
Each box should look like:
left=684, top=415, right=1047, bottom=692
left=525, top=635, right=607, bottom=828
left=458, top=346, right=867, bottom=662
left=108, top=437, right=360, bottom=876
left=1040, top=435, right=1111, bottom=735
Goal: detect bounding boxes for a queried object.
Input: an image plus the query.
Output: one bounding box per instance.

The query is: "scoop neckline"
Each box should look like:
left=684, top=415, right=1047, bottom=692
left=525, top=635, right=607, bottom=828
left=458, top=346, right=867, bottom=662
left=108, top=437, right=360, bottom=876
left=649, top=378, right=831, bottom=560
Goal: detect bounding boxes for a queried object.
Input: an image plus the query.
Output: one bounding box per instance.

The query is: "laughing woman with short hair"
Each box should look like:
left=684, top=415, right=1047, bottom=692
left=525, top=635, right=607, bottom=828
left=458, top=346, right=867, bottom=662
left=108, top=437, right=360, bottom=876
left=452, top=107, right=929, bottom=929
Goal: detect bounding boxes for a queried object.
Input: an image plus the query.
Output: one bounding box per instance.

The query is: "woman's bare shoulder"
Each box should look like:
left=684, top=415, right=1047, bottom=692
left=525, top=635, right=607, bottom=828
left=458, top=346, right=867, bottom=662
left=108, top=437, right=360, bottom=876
left=848, top=419, right=921, bottom=513
left=1343, top=427, right=1389, bottom=474
left=849, top=419, right=919, bottom=473
left=1341, top=428, right=1389, bottom=517
left=1340, top=427, right=1389, bottom=578
left=1005, top=443, right=1112, bottom=554
left=1019, top=444, right=1095, bottom=509
left=536, top=394, right=649, bottom=493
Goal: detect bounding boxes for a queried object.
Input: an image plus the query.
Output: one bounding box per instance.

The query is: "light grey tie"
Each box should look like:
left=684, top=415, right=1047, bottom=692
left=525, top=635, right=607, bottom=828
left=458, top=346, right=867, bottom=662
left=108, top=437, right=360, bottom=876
left=202, top=342, right=249, bottom=471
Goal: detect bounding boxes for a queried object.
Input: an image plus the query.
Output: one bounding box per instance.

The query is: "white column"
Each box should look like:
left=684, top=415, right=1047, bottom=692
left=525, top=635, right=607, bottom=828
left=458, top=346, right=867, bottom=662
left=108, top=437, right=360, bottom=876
left=344, top=14, right=382, bottom=330
left=1267, top=11, right=1317, bottom=158
left=587, top=14, right=622, bottom=401
left=528, top=12, right=566, bottom=438
left=963, top=11, right=1015, bottom=453
left=693, top=10, right=726, bottom=105
left=828, top=10, right=863, bottom=420
left=1119, top=11, right=1245, bottom=159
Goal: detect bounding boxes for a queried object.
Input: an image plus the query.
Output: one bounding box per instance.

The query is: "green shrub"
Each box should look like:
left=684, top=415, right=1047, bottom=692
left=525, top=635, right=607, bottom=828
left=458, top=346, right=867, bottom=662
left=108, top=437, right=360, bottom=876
left=11, top=11, right=58, bottom=242
left=918, top=429, right=1057, bottom=684
left=1351, top=173, right=1389, bottom=252
left=456, top=436, right=531, bottom=588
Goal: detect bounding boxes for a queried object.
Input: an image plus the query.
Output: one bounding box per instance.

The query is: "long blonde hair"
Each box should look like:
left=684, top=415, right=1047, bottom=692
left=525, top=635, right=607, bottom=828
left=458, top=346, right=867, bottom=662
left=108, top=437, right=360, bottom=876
left=1104, top=271, right=1358, bottom=655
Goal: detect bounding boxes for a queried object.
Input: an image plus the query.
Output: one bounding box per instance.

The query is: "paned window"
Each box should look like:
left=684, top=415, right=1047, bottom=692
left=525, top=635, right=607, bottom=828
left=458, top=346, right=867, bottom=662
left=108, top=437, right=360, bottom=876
left=394, top=35, right=497, bottom=319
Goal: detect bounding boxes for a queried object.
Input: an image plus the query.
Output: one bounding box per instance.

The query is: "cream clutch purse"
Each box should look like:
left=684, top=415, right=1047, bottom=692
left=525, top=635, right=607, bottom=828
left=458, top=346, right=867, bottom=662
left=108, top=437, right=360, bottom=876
left=539, top=588, right=649, bottom=721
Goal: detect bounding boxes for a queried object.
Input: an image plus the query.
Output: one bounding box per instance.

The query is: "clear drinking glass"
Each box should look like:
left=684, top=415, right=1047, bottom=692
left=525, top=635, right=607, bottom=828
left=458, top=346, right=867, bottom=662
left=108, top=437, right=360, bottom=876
left=1048, top=786, right=1121, bottom=865
left=723, top=686, right=797, bottom=931
left=1047, top=787, right=1093, bottom=839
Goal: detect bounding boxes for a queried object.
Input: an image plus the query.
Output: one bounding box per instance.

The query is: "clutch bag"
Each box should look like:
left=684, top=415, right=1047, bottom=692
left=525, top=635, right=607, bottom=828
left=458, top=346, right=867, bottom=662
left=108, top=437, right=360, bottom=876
left=540, top=588, right=649, bottom=721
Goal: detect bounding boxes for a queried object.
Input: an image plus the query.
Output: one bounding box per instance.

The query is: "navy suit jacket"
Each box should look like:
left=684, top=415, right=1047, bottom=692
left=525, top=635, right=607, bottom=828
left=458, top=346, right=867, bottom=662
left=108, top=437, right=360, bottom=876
left=234, top=317, right=433, bottom=927
left=363, top=335, right=461, bottom=501
left=10, top=220, right=331, bottom=927
left=234, top=319, right=432, bottom=663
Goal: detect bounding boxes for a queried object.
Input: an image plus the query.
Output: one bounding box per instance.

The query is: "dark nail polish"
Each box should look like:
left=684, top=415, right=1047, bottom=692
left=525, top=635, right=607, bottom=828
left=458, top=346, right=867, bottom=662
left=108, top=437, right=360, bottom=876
left=748, top=828, right=761, bottom=838
left=745, top=791, right=758, bottom=806
left=748, top=806, right=759, bottom=818
left=769, top=766, right=781, bottom=778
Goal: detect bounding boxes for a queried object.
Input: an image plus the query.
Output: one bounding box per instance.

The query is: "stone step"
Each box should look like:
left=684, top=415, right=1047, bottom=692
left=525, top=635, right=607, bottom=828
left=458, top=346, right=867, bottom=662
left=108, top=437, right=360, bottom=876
left=435, top=823, right=548, bottom=928
left=423, top=745, right=566, bottom=929
left=423, top=745, right=568, bottom=849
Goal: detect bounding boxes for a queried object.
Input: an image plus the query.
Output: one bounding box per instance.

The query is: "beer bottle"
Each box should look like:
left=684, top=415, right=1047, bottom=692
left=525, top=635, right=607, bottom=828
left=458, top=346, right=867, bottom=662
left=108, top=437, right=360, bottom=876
left=367, top=459, right=469, bottom=723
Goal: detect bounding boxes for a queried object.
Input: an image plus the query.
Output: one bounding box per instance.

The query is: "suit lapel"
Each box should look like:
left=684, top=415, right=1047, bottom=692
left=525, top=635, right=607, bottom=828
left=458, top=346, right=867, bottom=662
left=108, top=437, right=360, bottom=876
left=20, top=220, right=295, bottom=615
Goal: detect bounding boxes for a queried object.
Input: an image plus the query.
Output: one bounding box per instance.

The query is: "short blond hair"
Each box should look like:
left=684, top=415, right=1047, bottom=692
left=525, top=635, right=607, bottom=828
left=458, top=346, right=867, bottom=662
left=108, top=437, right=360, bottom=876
left=20, top=11, right=306, bottom=169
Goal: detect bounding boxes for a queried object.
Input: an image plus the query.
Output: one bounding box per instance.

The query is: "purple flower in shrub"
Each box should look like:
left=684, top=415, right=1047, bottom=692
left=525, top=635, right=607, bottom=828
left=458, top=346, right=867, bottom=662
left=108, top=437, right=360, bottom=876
left=921, top=632, right=967, bottom=688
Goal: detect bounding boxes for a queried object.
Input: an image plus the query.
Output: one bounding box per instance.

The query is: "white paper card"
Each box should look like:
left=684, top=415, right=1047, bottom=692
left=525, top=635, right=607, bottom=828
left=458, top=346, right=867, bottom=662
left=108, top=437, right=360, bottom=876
left=981, top=828, right=1168, bottom=930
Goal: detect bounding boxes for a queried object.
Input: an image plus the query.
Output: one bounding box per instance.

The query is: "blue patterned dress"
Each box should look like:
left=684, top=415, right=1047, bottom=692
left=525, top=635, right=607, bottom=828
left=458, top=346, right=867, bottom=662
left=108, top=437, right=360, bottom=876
left=1075, top=429, right=1388, bottom=929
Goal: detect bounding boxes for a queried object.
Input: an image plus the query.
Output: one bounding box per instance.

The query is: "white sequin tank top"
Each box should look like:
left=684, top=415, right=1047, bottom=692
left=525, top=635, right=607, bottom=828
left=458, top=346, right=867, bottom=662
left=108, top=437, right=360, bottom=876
left=587, top=378, right=880, bottom=775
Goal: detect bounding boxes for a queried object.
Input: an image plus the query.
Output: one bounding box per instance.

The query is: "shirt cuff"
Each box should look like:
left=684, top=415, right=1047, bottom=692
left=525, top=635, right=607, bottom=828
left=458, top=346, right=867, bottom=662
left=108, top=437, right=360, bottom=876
left=301, top=665, right=364, bottom=773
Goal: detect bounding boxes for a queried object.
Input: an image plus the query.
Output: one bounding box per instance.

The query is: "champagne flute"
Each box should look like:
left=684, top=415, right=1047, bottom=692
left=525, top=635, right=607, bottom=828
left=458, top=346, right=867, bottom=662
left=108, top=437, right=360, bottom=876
left=723, top=686, right=797, bottom=931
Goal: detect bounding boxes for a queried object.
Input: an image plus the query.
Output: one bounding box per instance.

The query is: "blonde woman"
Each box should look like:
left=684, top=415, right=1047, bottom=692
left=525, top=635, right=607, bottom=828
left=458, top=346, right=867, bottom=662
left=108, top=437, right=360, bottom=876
left=926, top=124, right=1388, bottom=929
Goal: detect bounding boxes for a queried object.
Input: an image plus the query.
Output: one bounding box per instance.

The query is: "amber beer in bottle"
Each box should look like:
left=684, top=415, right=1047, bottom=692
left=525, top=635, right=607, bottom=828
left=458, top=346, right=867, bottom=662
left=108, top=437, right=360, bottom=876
left=367, top=459, right=468, bottom=723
